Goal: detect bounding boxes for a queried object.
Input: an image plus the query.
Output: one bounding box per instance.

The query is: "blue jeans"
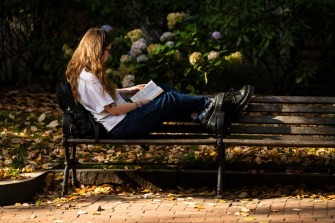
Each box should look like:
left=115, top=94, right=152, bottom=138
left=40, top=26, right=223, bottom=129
left=103, top=85, right=209, bottom=138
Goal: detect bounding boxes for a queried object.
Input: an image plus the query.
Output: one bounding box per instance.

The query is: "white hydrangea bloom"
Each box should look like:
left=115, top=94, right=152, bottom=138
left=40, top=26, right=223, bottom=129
left=122, top=74, right=135, bottom=88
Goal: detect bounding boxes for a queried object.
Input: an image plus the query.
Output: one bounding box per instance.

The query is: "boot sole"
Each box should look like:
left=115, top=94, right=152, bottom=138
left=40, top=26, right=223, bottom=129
left=207, top=93, right=225, bottom=131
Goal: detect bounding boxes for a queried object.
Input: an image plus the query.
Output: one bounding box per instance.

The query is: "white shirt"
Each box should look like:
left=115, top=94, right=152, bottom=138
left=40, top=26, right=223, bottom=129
left=77, top=69, right=126, bottom=131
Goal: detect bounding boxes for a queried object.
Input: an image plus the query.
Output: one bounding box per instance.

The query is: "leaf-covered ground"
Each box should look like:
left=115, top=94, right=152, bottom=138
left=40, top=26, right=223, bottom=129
left=1, top=90, right=335, bottom=180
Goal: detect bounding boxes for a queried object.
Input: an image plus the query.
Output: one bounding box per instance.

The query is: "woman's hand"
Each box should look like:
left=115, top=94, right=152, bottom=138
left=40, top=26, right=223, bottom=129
left=127, top=84, right=146, bottom=93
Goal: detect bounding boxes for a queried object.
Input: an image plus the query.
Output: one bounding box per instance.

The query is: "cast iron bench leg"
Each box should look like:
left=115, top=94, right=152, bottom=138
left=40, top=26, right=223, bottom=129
left=62, top=144, right=70, bottom=196
left=216, top=135, right=224, bottom=198
left=215, top=111, right=225, bottom=198
left=70, top=145, right=79, bottom=188
left=62, top=144, right=79, bottom=196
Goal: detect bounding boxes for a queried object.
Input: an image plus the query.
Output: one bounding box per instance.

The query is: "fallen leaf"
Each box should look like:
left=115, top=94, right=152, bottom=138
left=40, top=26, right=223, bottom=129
left=241, top=207, right=250, bottom=212
left=38, top=113, right=46, bottom=123
left=47, top=120, right=59, bottom=128
left=244, top=217, right=256, bottom=221
left=239, top=191, right=249, bottom=198
left=78, top=210, right=87, bottom=215
left=30, top=126, right=38, bottom=131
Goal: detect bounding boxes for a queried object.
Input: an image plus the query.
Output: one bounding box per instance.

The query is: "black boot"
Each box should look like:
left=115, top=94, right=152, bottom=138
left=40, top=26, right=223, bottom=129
left=222, top=85, right=254, bottom=119
left=195, top=93, right=225, bottom=131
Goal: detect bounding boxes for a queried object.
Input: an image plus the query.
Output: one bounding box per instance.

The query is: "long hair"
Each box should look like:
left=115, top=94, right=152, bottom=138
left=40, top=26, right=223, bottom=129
left=65, top=28, right=116, bottom=102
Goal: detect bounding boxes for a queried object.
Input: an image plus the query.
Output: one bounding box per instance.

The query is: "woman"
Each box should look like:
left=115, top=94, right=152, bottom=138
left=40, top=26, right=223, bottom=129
left=65, top=27, right=254, bottom=138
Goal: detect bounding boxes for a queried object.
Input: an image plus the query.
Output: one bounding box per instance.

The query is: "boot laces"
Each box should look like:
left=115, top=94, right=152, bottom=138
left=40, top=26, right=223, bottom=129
left=224, top=88, right=240, bottom=104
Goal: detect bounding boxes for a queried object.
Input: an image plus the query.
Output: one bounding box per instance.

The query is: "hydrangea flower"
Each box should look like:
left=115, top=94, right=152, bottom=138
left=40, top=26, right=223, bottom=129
left=101, top=24, right=113, bottom=33
left=166, top=41, right=175, bottom=47
left=130, top=38, right=147, bottom=58
left=160, top=32, right=173, bottom=42
left=120, top=55, right=133, bottom=64
left=167, top=12, right=183, bottom=30
left=207, top=51, right=220, bottom=61
left=189, top=52, right=204, bottom=66
left=147, top=43, right=161, bottom=55
left=122, top=74, right=135, bottom=88
left=225, top=51, right=243, bottom=69
left=211, top=31, right=222, bottom=40
left=126, top=29, right=144, bottom=42
left=136, top=55, right=149, bottom=63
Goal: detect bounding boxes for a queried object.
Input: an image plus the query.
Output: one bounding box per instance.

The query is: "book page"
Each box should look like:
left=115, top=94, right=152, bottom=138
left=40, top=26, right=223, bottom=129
left=130, top=80, right=164, bottom=102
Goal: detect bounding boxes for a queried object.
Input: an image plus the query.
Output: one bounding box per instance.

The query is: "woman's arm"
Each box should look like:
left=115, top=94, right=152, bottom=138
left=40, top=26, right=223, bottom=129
left=104, top=99, right=151, bottom=116
left=117, top=84, right=146, bottom=94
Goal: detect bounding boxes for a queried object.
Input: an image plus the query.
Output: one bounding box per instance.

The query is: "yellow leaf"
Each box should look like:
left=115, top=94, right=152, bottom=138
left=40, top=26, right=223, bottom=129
left=144, top=152, right=153, bottom=158
left=218, top=199, right=228, bottom=203
left=210, top=151, right=217, bottom=156
left=244, top=217, right=256, bottom=221
left=35, top=153, right=42, bottom=162
left=141, top=188, right=151, bottom=193
left=194, top=205, right=205, bottom=209
left=167, top=196, right=175, bottom=201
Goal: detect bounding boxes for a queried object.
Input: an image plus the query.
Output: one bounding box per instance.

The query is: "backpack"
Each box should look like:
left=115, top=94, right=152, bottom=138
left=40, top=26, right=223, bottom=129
left=56, top=81, right=99, bottom=139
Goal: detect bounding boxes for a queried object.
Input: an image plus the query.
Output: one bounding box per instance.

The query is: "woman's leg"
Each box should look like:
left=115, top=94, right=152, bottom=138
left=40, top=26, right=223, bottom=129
left=109, top=89, right=210, bottom=138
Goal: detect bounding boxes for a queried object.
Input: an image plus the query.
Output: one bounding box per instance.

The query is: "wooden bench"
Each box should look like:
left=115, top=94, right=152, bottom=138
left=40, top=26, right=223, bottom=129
left=60, top=95, right=335, bottom=197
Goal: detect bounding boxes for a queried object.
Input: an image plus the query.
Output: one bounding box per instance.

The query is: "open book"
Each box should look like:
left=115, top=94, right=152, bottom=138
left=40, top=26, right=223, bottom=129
left=130, top=80, right=164, bottom=102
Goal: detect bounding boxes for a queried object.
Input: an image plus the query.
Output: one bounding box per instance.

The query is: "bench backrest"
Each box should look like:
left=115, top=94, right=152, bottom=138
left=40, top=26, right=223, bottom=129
left=228, top=96, right=335, bottom=138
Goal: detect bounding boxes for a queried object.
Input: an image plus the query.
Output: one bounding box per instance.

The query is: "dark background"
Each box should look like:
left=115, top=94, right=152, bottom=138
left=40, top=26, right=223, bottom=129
left=1, top=0, right=334, bottom=96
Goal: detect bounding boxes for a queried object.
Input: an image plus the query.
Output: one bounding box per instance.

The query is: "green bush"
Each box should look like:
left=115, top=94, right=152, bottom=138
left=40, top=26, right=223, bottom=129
left=109, top=12, right=243, bottom=94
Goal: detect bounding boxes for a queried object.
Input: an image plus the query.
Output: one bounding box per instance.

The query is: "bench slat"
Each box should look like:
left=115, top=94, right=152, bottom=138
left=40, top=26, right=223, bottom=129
left=228, top=125, right=335, bottom=135
left=224, top=135, right=335, bottom=147
left=246, top=104, right=335, bottom=113
left=67, top=138, right=217, bottom=145
left=235, top=115, right=335, bottom=125
left=251, top=96, right=335, bottom=104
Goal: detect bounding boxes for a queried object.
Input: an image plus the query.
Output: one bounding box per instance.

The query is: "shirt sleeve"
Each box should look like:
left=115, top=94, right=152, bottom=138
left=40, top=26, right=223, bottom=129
left=78, top=78, right=114, bottom=114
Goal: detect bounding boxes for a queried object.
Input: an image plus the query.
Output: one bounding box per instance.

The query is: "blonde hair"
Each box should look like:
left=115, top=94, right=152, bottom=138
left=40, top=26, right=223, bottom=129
left=65, top=28, right=116, bottom=102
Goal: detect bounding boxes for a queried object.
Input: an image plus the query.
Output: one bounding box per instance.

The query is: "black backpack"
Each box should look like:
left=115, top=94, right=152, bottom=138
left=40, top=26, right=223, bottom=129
left=56, top=81, right=99, bottom=139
